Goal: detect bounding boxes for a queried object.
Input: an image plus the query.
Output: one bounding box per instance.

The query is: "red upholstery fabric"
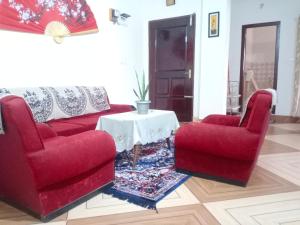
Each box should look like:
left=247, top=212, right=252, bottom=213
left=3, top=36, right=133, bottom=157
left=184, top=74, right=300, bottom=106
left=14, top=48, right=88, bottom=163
left=39, top=161, right=114, bottom=215
left=47, top=120, right=88, bottom=136
left=28, top=131, right=116, bottom=190
left=36, top=123, right=57, bottom=140
left=175, top=90, right=272, bottom=186
left=1, top=95, right=44, bottom=153
left=0, top=96, right=116, bottom=219
left=46, top=104, right=133, bottom=136
left=176, top=123, right=260, bottom=161
left=202, top=114, right=240, bottom=126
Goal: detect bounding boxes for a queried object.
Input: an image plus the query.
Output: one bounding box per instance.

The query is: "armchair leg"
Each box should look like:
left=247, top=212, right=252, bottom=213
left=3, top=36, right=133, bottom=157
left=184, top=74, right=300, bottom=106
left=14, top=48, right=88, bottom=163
left=176, top=168, right=248, bottom=187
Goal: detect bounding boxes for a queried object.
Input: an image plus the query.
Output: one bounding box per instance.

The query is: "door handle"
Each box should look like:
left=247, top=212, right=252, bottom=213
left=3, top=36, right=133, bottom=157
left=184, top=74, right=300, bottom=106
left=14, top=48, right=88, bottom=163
left=184, top=69, right=192, bottom=79
left=184, top=95, right=193, bottom=99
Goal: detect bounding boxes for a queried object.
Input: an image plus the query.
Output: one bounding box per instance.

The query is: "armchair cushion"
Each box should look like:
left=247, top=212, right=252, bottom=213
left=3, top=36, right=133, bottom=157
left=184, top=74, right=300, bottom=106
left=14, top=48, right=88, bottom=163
left=202, top=114, right=240, bottom=127
left=175, top=122, right=259, bottom=161
left=28, top=130, right=116, bottom=190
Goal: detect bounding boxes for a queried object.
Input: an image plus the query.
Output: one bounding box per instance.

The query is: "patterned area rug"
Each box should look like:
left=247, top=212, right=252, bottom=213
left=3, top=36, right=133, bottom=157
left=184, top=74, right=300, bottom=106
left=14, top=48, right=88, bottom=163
left=103, top=139, right=189, bottom=209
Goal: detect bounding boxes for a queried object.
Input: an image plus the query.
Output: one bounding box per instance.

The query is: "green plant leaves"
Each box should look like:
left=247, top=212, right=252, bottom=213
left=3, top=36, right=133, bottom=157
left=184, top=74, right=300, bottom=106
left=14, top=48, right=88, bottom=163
left=134, top=70, right=149, bottom=101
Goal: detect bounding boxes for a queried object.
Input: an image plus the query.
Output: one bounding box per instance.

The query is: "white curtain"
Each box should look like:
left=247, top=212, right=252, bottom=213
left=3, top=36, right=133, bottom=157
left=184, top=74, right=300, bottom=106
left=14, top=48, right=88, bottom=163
left=292, top=17, right=300, bottom=117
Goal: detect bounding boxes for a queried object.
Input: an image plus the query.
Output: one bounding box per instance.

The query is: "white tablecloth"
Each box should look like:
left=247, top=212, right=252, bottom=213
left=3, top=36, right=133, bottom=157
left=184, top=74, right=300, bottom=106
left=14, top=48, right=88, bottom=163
left=96, top=110, right=180, bottom=152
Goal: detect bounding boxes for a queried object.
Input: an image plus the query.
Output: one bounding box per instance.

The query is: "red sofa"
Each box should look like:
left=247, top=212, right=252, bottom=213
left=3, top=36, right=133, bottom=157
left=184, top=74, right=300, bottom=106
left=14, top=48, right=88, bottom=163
left=175, top=90, right=273, bottom=186
left=0, top=93, right=133, bottom=221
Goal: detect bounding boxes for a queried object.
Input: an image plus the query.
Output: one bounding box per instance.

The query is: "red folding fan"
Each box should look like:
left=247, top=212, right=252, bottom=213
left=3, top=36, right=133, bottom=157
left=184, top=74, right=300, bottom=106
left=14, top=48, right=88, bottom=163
left=0, top=0, right=98, bottom=42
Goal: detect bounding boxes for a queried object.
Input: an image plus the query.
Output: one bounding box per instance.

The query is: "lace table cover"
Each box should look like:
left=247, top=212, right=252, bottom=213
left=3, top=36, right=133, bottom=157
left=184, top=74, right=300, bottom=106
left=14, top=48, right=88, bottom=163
left=96, top=110, right=180, bottom=152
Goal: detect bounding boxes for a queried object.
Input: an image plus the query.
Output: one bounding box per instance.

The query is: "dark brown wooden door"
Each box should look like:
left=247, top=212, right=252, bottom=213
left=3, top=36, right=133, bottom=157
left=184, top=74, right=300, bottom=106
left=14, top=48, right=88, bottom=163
left=149, top=14, right=195, bottom=122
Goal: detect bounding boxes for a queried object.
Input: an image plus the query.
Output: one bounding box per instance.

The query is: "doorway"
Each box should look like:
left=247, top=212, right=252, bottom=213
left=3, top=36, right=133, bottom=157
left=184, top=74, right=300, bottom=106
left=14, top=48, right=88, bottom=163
left=239, top=21, right=280, bottom=111
left=149, top=14, right=195, bottom=122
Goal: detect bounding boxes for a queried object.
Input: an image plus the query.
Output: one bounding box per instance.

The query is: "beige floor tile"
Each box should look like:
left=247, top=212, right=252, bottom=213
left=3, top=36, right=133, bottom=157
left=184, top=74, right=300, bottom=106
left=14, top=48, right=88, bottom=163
left=271, top=123, right=300, bottom=132
left=258, top=152, right=300, bottom=186
left=67, top=184, right=199, bottom=220
left=31, top=222, right=66, bottom=225
left=260, top=139, right=299, bottom=154
left=204, top=191, right=300, bottom=225
left=266, top=134, right=300, bottom=150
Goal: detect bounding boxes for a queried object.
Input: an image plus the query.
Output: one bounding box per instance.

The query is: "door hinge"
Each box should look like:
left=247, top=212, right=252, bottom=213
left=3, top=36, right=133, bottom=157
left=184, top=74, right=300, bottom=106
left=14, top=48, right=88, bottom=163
left=185, top=34, right=188, bottom=43
left=155, top=38, right=157, bottom=48
left=189, top=15, right=193, bottom=26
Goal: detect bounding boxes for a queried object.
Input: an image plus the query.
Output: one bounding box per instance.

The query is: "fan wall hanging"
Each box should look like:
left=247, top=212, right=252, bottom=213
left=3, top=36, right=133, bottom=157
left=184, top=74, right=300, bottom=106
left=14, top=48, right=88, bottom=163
left=0, top=0, right=98, bottom=43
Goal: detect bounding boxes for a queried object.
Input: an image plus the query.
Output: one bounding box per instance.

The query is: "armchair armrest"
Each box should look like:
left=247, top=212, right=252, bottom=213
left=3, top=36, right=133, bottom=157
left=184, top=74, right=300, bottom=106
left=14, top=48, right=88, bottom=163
left=175, top=123, right=260, bottom=161
left=28, top=130, right=116, bottom=190
left=109, top=104, right=135, bottom=113
left=202, top=114, right=241, bottom=127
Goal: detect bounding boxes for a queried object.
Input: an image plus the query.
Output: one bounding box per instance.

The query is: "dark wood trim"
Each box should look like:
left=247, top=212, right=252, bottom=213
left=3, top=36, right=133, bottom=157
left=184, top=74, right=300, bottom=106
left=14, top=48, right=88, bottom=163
left=239, top=21, right=281, bottom=112
left=271, top=115, right=300, bottom=123
left=176, top=168, right=247, bottom=187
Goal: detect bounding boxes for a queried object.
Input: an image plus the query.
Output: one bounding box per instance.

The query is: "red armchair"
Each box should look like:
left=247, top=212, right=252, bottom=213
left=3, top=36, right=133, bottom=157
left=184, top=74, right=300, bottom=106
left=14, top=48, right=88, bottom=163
left=0, top=96, right=116, bottom=221
left=175, top=90, right=273, bottom=186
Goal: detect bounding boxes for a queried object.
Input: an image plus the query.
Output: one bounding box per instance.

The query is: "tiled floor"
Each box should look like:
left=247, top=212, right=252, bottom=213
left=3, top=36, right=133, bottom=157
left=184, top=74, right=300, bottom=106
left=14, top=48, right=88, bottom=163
left=0, top=123, right=300, bottom=225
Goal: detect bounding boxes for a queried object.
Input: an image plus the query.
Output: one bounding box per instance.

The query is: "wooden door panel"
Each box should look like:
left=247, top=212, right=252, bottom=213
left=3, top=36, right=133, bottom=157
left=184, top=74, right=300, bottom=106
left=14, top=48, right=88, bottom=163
left=149, top=15, right=195, bottom=122
left=171, top=78, right=185, bottom=96
left=156, top=27, right=187, bottom=71
left=156, top=78, right=169, bottom=95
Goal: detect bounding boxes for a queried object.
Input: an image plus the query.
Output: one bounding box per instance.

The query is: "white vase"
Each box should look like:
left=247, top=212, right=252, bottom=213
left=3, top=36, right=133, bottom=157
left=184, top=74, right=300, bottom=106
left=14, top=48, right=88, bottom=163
left=136, top=100, right=151, bottom=114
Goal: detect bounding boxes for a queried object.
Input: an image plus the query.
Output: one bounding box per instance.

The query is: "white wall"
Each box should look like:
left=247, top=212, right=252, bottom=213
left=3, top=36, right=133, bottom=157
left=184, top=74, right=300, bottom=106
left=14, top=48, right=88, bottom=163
left=141, top=0, right=231, bottom=118
left=0, top=0, right=143, bottom=105
left=229, top=0, right=300, bottom=115
left=199, top=0, right=231, bottom=118
left=0, top=0, right=231, bottom=119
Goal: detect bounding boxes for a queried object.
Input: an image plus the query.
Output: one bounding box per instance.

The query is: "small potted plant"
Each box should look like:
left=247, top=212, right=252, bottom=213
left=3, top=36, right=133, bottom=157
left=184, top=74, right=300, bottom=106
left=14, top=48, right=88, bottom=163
left=133, top=70, right=151, bottom=114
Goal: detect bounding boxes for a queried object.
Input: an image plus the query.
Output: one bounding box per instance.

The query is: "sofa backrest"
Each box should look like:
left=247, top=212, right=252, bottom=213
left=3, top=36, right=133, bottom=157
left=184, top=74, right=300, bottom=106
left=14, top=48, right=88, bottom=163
left=240, top=90, right=272, bottom=134
left=0, top=95, right=44, bottom=153
left=0, top=86, right=110, bottom=123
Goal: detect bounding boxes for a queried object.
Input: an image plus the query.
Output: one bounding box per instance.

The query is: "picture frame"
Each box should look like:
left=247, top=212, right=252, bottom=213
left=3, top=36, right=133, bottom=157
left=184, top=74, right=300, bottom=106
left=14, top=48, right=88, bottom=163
left=166, top=0, right=175, bottom=6
left=208, top=12, right=219, bottom=37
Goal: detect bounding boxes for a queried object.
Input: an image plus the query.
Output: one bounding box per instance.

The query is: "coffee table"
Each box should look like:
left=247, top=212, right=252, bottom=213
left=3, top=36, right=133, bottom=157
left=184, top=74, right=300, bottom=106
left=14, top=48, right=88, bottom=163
left=96, top=109, right=180, bottom=167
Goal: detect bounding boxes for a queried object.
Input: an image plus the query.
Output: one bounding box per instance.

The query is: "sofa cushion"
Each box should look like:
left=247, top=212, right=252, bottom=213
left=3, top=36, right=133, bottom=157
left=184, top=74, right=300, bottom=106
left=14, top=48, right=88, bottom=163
left=57, top=114, right=101, bottom=130
left=28, top=130, right=116, bottom=190
left=47, top=121, right=88, bottom=136
left=47, top=105, right=134, bottom=136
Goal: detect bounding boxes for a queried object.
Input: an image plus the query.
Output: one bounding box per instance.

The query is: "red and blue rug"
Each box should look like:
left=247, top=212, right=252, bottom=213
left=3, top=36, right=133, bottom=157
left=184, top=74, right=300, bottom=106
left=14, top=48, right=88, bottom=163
left=103, top=138, right=189, bottom=209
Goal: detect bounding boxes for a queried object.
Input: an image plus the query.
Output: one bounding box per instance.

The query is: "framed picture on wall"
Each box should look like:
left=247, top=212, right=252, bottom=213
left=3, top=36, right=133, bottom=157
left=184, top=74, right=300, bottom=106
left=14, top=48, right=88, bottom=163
left=166, top=0, right=175, bottom=6
left=208, top=12, right=219, bottom=37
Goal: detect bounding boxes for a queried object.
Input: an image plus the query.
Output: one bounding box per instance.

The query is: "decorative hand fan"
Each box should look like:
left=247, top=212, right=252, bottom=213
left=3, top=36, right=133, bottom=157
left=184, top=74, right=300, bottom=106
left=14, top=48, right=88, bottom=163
left=0, top=0, right=98, bottom=43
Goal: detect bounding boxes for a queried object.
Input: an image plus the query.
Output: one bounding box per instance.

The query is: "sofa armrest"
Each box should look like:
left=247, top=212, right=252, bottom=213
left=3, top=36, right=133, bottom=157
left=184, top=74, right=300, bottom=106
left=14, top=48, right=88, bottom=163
left=175, top=122, right=260, bottom=161
left=28, top=130, right=116, bottom=190
left=202, top=114, right=240, bottom=127
left=36, top=123, right=57, bottom=140
left=109, top=104, right=135, bottom=113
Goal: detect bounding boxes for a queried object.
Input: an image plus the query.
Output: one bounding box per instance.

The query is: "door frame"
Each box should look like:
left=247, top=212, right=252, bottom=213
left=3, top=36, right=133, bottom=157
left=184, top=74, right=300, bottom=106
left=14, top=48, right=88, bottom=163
left=148, top=14, right=196, bottom=121
left=239, top=21, right=280, bottom=110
